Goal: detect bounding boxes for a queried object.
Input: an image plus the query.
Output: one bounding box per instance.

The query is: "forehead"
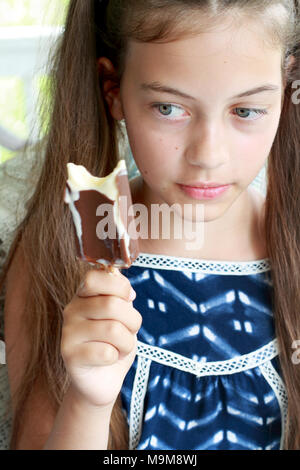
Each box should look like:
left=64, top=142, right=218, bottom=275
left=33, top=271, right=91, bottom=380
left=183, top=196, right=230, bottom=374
left=123, top=20, right=283, bottom=98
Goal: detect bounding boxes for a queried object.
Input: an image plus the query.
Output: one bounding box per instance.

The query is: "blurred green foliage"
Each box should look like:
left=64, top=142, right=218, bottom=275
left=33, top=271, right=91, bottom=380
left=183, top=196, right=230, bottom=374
left=0, top=0, right=69, bottom=163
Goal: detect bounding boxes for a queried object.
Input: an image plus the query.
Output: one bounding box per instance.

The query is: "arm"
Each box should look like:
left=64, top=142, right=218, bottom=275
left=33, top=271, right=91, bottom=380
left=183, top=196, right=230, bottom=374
left=43, top=385, right=113, bottom=450
left=5, top=243, right=112, bottom=450
left=44, top=269, right=139, bottom=450
left=5, top=241, right=139, bottom=450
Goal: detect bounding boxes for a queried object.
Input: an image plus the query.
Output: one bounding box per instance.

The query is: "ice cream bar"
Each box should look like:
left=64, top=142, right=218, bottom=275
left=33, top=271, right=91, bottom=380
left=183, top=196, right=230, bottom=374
left=64, top=160, right=140, bottom=269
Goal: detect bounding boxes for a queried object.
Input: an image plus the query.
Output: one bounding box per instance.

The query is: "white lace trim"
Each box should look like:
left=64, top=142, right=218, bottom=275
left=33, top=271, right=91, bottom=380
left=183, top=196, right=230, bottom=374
left=129, top=355, right=151, bottom=450
left=259, top=360, right=288, bottom=450
left=129, top=340, right=281, bottom=450
left=133, top=252, right=271, bottom=275
left=137, top=339, right=279, bottom=377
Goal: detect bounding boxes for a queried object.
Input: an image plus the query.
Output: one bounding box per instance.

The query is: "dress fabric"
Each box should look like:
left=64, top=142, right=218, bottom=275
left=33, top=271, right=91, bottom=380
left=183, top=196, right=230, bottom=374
left=121, top=253, right=287, bottom=451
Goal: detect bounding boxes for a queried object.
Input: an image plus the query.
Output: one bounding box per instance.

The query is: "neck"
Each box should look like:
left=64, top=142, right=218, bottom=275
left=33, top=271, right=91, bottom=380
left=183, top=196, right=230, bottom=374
left=130, top=177, right=266, bottom=262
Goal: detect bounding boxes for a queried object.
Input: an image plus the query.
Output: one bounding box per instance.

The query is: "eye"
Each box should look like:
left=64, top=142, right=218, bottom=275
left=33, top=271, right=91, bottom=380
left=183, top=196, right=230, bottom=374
left=152, top=103, right=188, bottom=120
left=234, top=107, right=268, bottom=121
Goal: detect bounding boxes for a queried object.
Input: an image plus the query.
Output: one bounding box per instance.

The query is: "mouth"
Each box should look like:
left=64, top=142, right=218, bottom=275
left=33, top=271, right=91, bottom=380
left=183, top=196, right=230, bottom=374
left=178, top=183, right=232, bottom=200
left=180, top=182, right=231, bottom=189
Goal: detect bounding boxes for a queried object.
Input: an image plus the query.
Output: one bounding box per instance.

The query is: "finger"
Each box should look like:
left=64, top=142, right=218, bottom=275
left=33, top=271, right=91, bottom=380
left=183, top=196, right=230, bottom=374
left=76, top=269, right=136, bottom=302
left=64, top=296, right=142, bottom=333
left=64, top=320, right=136, bottom=357
left=73, top=297, right=142, bottom=333
left=63, top=341, right=119, bottom=367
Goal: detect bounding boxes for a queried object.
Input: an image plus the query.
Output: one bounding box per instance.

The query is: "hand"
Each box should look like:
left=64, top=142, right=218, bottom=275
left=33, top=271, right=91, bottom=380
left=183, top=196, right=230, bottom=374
left=61, top=268, right=142, bottom=410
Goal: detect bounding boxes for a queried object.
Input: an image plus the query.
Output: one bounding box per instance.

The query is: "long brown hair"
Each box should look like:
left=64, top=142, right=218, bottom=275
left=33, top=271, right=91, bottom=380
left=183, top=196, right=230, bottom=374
left=0, top=0, right=299, bottom=450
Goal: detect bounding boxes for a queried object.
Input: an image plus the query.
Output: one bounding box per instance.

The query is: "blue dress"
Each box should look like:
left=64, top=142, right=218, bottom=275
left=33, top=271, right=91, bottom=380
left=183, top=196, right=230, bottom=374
left=121, top=252, right=287, bottom=451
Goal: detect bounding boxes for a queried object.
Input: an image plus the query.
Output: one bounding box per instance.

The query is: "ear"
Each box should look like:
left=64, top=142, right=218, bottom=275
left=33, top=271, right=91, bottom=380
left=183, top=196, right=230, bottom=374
left=98, top=57, right=124, bottom=120
left=287, top=54, right=296, bottom=71
left=283, top=54, right=296, bottom=87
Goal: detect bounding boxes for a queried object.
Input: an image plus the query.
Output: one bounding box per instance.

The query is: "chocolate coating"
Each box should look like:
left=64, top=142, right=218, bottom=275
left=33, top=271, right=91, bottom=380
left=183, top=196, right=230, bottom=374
left=67, top=171, right=139, bottom=268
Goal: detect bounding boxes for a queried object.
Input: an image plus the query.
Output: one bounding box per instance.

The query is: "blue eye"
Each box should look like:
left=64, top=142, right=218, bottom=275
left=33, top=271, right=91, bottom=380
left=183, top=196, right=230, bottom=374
left=234, top=107, right=268, bottom=121
left=151, top=104, right=268, bottom=122
left=153, top=103, right=188, bottom=120
left=158, top=104, right=173, bottom=116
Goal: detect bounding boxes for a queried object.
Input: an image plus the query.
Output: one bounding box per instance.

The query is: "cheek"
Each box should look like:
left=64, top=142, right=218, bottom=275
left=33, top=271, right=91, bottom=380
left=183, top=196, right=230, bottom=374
left=234, top=115, right=281, bottom=174
left=234, top=136, right=268, bottom=178
left=126, top=125, right=178, bottom=179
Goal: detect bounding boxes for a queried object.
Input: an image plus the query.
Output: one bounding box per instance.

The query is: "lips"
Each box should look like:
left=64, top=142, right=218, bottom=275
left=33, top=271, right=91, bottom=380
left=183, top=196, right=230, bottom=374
left=178, top=183, right=231, bottom=200
left=181, top=182, right=230, bottom=189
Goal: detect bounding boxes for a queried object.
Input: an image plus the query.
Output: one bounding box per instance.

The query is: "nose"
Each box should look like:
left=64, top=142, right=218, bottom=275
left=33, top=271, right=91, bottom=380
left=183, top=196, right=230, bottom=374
left=184, top=121, right=228, bottom=169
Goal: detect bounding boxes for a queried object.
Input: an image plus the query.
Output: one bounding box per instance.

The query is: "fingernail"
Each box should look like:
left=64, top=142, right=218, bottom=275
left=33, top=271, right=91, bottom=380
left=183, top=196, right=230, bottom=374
left=129, top=288, right=136, bottom=301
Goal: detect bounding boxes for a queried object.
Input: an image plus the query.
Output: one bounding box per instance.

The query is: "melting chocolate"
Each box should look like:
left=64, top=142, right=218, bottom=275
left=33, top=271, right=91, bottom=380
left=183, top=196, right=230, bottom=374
left=65, top=160, right=140, bottom=269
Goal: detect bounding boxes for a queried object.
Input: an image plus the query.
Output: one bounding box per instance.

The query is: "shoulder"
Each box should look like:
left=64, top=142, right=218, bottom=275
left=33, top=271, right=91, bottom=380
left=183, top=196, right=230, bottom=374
left=0, top=149, right=43, bottom=267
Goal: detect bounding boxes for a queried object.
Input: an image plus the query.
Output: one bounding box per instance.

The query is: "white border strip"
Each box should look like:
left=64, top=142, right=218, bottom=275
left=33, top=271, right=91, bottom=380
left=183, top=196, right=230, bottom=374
left=259, top=360, right=288, bottom=450
left=133, top=252, right=271, bottom=275
left=129, top=355, right=151, bottom=450
left=137, top=339, right=279, bottom=377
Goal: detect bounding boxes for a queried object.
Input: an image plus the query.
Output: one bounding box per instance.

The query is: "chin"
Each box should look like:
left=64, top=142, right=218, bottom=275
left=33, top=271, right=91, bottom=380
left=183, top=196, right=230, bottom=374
left=178, top=202, right=228, bottom=224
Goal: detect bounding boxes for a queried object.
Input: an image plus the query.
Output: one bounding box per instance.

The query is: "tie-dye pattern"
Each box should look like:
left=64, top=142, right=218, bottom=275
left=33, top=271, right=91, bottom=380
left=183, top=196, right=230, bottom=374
left=121, top=253, right=287, bottom=450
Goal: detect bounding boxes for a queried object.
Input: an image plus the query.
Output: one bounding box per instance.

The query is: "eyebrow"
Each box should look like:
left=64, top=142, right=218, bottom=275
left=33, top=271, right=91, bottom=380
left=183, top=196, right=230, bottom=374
left=140, top=81, right=280, bottom=101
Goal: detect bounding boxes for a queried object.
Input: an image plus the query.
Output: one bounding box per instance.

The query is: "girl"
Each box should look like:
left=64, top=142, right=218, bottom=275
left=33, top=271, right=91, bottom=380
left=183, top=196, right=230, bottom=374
left=0, top=0, right=299, bottom=450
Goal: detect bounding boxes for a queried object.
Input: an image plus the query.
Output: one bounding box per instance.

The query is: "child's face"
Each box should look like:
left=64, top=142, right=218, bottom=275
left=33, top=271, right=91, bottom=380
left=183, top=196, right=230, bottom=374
left=115, top=19, right=284, bottom=221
